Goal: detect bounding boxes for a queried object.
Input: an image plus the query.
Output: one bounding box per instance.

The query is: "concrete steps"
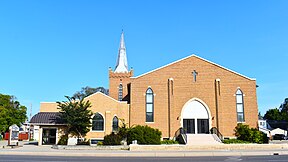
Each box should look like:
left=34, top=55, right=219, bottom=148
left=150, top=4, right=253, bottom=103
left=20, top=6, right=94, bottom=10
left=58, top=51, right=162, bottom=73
left=186, top=134, right=223, bottom=145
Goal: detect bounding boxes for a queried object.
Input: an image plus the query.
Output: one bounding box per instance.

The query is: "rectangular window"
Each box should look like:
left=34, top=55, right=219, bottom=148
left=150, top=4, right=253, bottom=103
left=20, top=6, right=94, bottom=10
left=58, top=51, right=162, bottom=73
left=236, top=95, right=243, bottom=103
left=237, top=113, right=244, bottom=122
left=146, top=112, right=153, bottom=122
left=146, top=104, right=153, bottom=112
left=236, top=104, right=243, bottom=112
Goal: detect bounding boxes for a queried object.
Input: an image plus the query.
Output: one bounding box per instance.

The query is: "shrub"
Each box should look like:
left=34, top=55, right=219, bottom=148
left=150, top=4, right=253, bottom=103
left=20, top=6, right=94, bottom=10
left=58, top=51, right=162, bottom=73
left=97, top=141, right=103, bottom=146
left=57, top=134, right=68, bottom=145
left=127, top=125, right=162, bottom=145
left=234, top=124, right=252, bottom=141
left=234, top=123, right=268, bottom=144
left=250, top=128, right=268, bottom=144
left=77, top=138, right=90, bottom=145
left=161, top=139, right=179, bottom=145
left=103, top=132, right=121, bottom=145
left=223, top=139, right=250, bottom=144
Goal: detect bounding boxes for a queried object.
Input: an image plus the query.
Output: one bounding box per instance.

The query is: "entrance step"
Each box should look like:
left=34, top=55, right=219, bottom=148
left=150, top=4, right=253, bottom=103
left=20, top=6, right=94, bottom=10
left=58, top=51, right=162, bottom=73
left=186, top=134, right=223, bottom=145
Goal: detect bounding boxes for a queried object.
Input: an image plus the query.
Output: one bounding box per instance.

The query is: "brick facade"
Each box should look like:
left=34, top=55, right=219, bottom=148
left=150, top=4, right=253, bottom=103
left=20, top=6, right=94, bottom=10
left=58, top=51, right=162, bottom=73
left=109, top=68, right=133, bottom=102
left=38, top=54, right=258, bottom=140
left=38, top=92, right=129, bottom=140
left=122, top=55, right=258, bottom=138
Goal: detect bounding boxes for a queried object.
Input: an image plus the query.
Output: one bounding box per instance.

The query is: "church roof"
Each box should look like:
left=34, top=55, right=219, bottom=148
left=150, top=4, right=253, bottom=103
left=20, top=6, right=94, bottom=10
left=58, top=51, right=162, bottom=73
left=84, top=91, right=127, bottom=104
left=30, top=112, right=65, bottom=125
left=114, top=31, right=129, bottom=73
left=132, top=54, right=256, bottom=81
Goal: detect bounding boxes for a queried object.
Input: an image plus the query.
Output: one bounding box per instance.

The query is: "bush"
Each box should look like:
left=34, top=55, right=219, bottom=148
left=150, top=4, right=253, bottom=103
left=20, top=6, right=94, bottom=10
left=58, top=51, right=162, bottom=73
left=97, top=141, right=103, bottom=146
left=103, top=132, right=122, bottom=145
left=57, top=135, right=68, bottom=145
left=127, top=125, right=162, bottom=145
left=161, top=139, right=179, bottom=145
left=77, top=138, right=90, bottom=145
left=234, top=123, right=268, bottom=144
left=223, top=139, right=250, bottom=144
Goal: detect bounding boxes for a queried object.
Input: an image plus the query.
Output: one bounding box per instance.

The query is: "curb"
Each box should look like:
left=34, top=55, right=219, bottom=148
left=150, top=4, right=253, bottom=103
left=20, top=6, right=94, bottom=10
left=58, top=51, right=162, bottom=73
left=1, top=149, right=288, bottom=157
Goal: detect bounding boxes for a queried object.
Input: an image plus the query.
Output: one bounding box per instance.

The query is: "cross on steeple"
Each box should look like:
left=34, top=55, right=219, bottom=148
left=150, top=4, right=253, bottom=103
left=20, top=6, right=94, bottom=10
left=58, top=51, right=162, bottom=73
left=192, top=70, right=198, bottom=82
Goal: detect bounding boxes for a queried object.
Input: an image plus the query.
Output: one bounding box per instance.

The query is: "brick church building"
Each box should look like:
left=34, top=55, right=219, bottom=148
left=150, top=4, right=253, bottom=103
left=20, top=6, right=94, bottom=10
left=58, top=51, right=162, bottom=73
left=30, top=32, right=258, bottom=145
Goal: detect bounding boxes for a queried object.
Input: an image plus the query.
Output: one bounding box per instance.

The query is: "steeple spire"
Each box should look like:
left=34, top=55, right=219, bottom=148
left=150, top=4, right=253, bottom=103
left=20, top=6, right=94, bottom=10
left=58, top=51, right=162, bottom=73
left=114, top=31, right=128, bottom=73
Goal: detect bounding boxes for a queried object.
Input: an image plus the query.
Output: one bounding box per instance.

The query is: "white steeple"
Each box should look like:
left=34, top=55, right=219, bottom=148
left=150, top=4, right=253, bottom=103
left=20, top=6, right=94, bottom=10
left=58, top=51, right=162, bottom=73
left=114, top=31, right=128, bottom=73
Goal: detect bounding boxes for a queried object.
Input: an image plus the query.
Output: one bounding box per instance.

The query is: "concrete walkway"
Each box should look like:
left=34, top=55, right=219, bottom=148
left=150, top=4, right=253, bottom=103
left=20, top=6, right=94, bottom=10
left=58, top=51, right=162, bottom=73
left=1, top=140, right=288, bottom=157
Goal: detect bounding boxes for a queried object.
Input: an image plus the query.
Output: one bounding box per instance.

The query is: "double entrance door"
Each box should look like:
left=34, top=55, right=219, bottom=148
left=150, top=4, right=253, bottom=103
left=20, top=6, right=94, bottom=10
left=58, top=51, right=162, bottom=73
left=183, top=119, right=209, bottom=134
left=42, top=128, right=57, bottom=145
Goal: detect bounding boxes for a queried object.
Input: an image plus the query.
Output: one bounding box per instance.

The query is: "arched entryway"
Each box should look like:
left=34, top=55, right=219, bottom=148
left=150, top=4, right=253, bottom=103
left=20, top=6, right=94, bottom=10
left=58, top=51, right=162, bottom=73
left=181, top=98, right=211, bottom=134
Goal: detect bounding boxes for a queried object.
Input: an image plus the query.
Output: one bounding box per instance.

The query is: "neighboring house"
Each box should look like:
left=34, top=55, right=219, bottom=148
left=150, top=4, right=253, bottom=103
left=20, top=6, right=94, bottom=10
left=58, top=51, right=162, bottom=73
left=30, top=32, right=259, bottom=145
left=258, top=119, right=288, bottom=137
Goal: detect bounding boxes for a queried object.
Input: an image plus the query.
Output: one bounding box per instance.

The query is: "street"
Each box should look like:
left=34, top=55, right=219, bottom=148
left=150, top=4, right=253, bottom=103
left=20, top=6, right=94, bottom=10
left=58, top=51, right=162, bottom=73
left=0, top=155, right=287, bottom=162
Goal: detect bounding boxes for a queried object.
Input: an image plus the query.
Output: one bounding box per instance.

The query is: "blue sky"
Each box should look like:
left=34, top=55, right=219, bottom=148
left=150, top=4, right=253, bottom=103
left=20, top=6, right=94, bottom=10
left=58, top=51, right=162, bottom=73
left=0, top=1, right=287, bottom=118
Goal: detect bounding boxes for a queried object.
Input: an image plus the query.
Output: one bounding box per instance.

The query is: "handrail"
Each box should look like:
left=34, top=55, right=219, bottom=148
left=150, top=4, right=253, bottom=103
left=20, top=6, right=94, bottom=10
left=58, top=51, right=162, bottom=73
left=210, top=127, right=223, bottom=141
left=174, top=127, right=187, bottom=144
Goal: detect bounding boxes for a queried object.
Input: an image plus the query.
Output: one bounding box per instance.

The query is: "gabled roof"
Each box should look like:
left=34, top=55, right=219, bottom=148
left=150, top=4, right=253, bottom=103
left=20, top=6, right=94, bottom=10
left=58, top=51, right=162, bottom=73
left=30, top=112, right=65, bottom=125
left=131, top=54, right=256, bottom=80
left=84, top=91, right=127, bottom=104
left=267, top=120, right=288, bottom=130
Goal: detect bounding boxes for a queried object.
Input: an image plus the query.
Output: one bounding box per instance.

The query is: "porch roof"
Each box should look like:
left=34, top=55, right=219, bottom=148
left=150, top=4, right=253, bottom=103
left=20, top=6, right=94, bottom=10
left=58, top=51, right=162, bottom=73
left=30, top=112, right=65, bottom=125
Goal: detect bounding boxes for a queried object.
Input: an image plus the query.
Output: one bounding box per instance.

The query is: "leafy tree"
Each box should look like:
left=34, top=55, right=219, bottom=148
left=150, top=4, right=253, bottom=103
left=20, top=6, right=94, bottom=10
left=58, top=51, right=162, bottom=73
left=280, top=98, right=288, bottom=113
left=264, top=98, right=288, bottom=121
left=57, top=96, right=93, bottom=140
left=264, top=108, right=283, bottom=120
left=73, top=86, right=109, bottom=99
left=0, top=94, right=27, bottom=133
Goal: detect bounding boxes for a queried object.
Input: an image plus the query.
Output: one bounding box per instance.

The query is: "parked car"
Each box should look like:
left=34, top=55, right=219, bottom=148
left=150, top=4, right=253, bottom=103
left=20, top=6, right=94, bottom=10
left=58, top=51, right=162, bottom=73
left=273, top=134, right=285, bottom=140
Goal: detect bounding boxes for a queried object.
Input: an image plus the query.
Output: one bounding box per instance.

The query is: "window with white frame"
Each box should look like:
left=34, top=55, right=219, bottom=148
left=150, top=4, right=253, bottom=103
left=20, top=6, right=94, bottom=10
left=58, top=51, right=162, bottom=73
left=236, top=89, right=245, bottom=122
left=146, top=88, right=154, bottom=122
left=112, top=116, right=118, bottom=132
left=118, top=84, right=123, bottom=101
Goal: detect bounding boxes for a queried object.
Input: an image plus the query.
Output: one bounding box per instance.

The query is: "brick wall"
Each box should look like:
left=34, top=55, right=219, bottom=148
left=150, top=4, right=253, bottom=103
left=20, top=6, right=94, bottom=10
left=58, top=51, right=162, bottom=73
left=129, top=55, right=258, bottom=138
left=109, top=69, right=133, bottom=101
left=84, top=92, right=129, bottom=139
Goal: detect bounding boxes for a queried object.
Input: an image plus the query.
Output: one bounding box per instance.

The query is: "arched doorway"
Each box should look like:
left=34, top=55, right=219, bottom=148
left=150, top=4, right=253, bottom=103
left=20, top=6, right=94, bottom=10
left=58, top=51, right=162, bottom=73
left=181, top=99, right=211, bottom=134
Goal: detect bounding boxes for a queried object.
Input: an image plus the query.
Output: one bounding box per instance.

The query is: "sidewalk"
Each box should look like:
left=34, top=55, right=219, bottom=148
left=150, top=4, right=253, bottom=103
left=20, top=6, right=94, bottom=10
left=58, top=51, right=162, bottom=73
left=1, top=143, right=288, bottom=157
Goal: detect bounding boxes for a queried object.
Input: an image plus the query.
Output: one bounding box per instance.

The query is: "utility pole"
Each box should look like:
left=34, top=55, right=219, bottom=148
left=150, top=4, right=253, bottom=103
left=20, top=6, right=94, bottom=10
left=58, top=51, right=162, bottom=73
left=30, top=103, right=32, bottom=122
left=28, top=103, right=32, bottom=140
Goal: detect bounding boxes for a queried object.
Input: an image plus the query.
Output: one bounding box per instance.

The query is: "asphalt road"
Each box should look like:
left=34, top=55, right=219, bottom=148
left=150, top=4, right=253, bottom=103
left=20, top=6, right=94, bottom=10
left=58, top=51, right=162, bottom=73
left=0, top=155, right=287, bottom=162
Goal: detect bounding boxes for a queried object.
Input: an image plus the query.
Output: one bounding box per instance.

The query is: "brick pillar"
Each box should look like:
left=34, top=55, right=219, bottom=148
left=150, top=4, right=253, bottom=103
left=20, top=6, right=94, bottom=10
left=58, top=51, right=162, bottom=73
left=38, top=127, right=42, bottom=146
left=105, top=111, right=111, bottom=135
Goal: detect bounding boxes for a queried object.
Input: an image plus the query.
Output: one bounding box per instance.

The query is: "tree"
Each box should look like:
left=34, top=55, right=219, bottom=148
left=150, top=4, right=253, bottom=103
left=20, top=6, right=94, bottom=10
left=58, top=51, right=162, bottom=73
left=264, top=108, right=283, bottom=120
left=57, top=96, right=93, bottom=140
left=264, top=98, right=288, bottom=121
left=73, top=86, right=109, bottom=99
left=0, top=94, right=27, bottom=133
left=280, top=98, right=288, bottom=113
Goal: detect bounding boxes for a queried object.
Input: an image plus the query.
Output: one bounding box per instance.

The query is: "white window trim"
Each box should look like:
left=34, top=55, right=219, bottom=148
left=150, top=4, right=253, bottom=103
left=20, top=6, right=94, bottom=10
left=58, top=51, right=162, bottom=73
left=236, top=89, right=245, bottom=122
